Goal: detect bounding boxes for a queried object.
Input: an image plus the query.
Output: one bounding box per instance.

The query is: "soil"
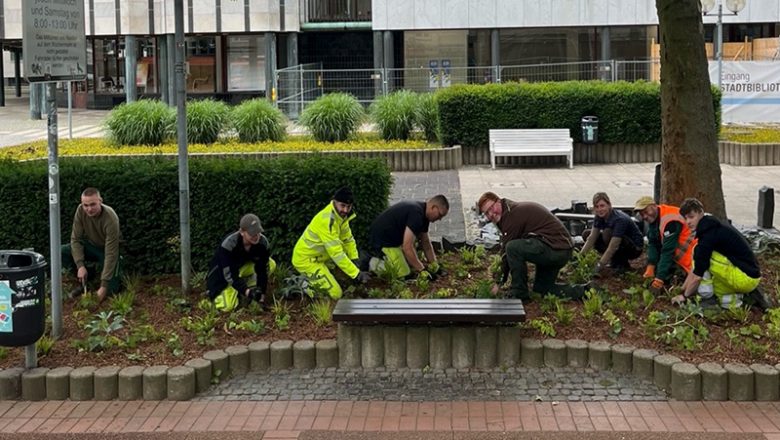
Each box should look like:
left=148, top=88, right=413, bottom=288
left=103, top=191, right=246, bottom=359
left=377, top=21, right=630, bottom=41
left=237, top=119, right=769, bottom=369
left=1, top=249, right=778, bottom=370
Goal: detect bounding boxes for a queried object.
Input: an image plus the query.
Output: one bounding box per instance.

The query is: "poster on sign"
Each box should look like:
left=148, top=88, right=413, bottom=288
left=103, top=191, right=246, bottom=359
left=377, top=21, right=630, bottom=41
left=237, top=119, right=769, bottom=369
left=710, top=61, right=780, bottom=123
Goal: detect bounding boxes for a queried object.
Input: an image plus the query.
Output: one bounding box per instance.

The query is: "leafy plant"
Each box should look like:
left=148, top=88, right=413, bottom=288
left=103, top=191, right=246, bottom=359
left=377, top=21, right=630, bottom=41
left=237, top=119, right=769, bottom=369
left=36, top=335, right=55, bottom=357
left=459, top=247, right=480, bottom=266
left=180, top=299, right=218, bottom=346
left=278, top=274, right=311, bottom=299
left=738, top=324, right=763, bottom=339
left=643, top=302, right=710, bottom=350
left=566, top=250, right=599, bottom=285
left=299, top=92, right=364, bottom=142
left=415, top=271, right=431, bottom=291
left=271, top=296, right=291, bottom=330
left=371, top=90, right=419, bottom=141
left=529, top=317, right=556, bottom=337
left=433, top=288, right=454, bottom=298
left=109, top=290, right=135, bottom=316
left=269, top=262, right=292, bottom=286
left=415, top=92, right=440, bottom=142
left=376, top=258, right=404, bottom=283
left=764, top=307, right=780, bottom=339
left=76, top=292, right=99, bottom=311
left=743, top=339, right=770, bottom=357
left=601, top=309, right=622, bottom=339
left=726, top=302, right=751, bottom=323
left=104, top=99, right=175, bottom=145
left=231, top=98, right=286, bottom=142
left=74, top=311, right=126, bottom=352
left=166, top=331, right=184, bottom=357
left=554, top=302, right=574, bottom=326
left=539, top=294, right=562, bottom=314
left=489, top=254, right=502, bottom=277
left=187, top=98, right=231, bottom=144
left=228, top=319, right=266, bottom=334
left=367, top=287, right=385, bottom=299
left=190, top=271, right=207, bottom=291
left=308, top=300, right=333, bottom=327
left=470, top=279, right=494, bottom=299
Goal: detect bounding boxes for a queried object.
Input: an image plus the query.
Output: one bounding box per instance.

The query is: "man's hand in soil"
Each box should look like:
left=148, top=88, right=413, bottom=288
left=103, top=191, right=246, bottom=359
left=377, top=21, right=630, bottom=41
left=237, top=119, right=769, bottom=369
left=77, top=266, right=88, bottom=284
left=96, top=286, right=107, bottom=303
left=671, top=294, right=686, bottom=305
left=650, top=278, right=665, bottom=295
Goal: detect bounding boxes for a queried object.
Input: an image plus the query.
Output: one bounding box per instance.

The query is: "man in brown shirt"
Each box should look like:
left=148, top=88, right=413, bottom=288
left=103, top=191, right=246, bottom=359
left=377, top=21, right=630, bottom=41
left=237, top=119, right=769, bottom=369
left=478, top=192, right=573, bottom=300
left=61, top=188, right=122, bottom=302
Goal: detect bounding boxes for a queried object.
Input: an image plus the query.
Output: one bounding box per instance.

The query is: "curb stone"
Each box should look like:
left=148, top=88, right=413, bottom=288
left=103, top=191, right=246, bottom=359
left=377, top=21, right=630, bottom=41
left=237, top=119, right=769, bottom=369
left=670, top=362, right=701, bottom=401
left=0, top=367, right=23, bottom=400
left=184, top=358, right=212, bottom=394
left=225, top=345, right=250, bottom=376
left=315, top=339, right=339, bottom=368
left=653, top=354, right=681, bottom=391
left=94, top=366, right=121, bottom=401
left=521, top=339, right=543, bottom=367
left=725, top=363, right=754, bottom=401
left=70, top=366, right=96, bottom=401
left=588, top=341, right=611, bottom=370
left=751, top=363, right=779, bottom=401
left=293, top=340, right=316, bottom=369
left=542, top=339, right=566, bottom=368
left=248, top=341, right=270, bottom=371
left=118, top=366, right=144, bottom=400
left=21, top=367, right=49, bottom=401
left=699, top=362, right=728, bottom=401
left=143, top=366, right=169, bottom=400
left=270, top=339, right=294, bottom=369
left=46, top=366, right=73, bottom=400
left=565, top=339, right=588, bottom=367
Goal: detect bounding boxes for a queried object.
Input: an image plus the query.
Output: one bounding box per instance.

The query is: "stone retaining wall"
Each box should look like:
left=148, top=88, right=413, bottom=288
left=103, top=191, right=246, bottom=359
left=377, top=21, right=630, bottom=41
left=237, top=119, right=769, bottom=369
left=2, top=332, right=778, bottom=401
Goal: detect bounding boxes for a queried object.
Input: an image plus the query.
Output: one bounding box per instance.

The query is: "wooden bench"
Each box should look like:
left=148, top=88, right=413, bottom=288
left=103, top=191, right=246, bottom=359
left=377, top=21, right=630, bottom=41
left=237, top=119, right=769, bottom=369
left=489, top=129, right=573, bottom=169
left=332, top=299, right=526, bottom=325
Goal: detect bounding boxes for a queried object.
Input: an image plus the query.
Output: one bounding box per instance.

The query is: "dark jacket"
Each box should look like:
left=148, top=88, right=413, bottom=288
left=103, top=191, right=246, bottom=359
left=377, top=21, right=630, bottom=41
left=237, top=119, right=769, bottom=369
left=692, top=215, right=760, bottom=279
left=206, top=231, right=270, bottom=299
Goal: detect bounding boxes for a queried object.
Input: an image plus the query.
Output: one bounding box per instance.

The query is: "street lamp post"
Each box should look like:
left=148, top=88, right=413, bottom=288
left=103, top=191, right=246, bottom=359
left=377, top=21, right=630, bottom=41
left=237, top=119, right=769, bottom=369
left=701, top=0, right=747, bottom=89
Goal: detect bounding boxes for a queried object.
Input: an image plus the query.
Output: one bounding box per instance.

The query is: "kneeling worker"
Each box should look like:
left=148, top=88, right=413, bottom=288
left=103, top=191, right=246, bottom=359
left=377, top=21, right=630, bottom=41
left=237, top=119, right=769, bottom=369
left=206, top=214, right=272, bottom=312
left=367, top=195, right=449, bottom=278
left=581, top=192, right=644, bottom=275
left=292, top=187, right=369, bottom=299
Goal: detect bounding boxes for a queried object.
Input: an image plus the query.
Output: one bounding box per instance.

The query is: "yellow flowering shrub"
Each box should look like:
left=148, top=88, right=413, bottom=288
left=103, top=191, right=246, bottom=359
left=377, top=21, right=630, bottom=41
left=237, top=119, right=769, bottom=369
left=721, top=126, right=780, bottom=144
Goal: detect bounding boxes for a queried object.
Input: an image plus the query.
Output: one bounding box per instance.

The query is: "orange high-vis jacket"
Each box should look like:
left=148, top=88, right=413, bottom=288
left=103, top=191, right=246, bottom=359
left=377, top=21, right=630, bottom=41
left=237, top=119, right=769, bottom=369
left=658, top=204, right=697, bottom=273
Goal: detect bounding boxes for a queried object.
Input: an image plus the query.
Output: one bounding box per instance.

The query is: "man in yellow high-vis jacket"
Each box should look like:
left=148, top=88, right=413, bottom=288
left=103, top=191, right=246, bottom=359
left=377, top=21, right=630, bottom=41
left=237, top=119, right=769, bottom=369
left=292, top=187, right=370, bottom=299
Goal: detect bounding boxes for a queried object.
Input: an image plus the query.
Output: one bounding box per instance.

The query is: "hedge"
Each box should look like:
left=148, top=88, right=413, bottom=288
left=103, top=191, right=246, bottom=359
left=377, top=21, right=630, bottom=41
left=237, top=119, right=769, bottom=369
left=0, top=156, right=392, bottom=275
left=437, top=81, right=722, bottom=148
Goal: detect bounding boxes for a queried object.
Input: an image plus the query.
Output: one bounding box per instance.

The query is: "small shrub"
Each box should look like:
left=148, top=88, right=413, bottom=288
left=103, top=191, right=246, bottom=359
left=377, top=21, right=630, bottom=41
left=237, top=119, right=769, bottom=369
left=109, top=290, right=135, bottom=316
left=104, top=99, right=175, bottom=146
left=36, top=335, right=55, bottom=356
left=371, top=91, right=418, bottom=141
left=308, top=299, right=333, bottom=327
left=232, top=98, right=286, bottom=142
left=187, top=99, right=230, bottom=144
left=300, top=93, right=364, bottom=142
left=415, top=93, right=440, bottom=142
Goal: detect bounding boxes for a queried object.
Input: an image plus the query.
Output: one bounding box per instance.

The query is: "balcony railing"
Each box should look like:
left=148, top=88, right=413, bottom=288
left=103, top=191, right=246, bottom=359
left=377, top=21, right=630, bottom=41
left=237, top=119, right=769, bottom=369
left=304, top=0, right=371, bottom=22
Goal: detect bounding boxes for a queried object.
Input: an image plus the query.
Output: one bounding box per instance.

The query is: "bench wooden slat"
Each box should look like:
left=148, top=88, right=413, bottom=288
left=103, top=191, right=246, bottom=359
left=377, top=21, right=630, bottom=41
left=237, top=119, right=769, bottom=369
left=489, top=128, right=573, bottom=170
left=333, top=299, right=526, bottom=324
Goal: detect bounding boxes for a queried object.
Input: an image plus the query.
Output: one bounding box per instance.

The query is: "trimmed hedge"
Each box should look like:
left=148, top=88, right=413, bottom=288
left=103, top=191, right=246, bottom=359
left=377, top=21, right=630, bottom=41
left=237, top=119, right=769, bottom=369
left=0, top=156, right=392, bottom=274
left=437, top=81, right=722, bottom=148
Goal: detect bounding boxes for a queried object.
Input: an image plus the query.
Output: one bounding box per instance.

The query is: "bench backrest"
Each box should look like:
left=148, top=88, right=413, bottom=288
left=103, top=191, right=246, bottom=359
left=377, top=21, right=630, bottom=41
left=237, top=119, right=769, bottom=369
left=333, top=299, right=526, bottom=324
left=489, top=129, right=572, bottom=151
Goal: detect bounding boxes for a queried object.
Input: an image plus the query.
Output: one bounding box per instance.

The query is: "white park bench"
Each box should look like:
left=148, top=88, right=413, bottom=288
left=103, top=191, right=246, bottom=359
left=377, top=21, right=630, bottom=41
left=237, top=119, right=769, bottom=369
left=489, top=129, right=574, bottom=169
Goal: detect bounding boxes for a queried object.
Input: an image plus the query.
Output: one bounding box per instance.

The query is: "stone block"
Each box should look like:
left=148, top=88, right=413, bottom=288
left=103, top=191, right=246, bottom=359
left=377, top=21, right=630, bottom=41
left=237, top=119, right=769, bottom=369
left=429, top=327, right=452, bottom=369
left=21, top=367, right=49, bottom=401
left=167, top=366, right=196, bottom=401
left=751, top=364, right=779, bottom=401
left=185, top=358, right=212, bottom=394
left=699, top=362, right=728, bottom=401
left=520, top=339, right=543, bottom=367
left=46, top=366, right=73, bottom=400
left=315, top=339, right=338, bottom=368
left=383, top=327, right=407, bottom=368
left=610, top=344, right=635, bottom=374
left=361, top=326, right=384, bottom=368
left=452, top=327, right=476, bottom=369
left=475, top=327, right=498, bottom=368
left=118, top=366, right=144, bottom=400
left=337, top=324, right=361, bottom=368
left=270, top=340, right=293, bottom=369
left=94, top=366, right=121, bottom=401
left=632, top=349, right=658, bottom=380
left=203, top=349, right=230, bottom=379
left=0, top=367, right=24, bottom=400
left=565, top=339, right=588, bottom=367
left=406, top=327, right=429, bottom=369
left=542, top=339, right=566, bottom=368
left=588, top=341, right=611, bottom=370
left=670, top=362, right=701, bottom=401
left=497, top=326, right=521, bottom=367
left=758, top=186, right=774, bottom=229
left=143, top=366, right=169, bottom=400
left=293, top=340, right=316, bottom=369
left=248, top=341, right=270, bottom=371
left=225, top=345, right=250, bottom=376
left=69, top=366, right=96, bottom=401
left=725, top=363, right=754, bottom=401
left=654, top=354, right=681, bottom=391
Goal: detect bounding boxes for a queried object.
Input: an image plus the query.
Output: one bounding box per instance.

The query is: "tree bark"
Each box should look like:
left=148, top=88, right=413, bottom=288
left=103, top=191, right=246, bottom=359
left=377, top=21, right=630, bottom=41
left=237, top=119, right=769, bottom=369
left=656, top=0, right=727, bottom=220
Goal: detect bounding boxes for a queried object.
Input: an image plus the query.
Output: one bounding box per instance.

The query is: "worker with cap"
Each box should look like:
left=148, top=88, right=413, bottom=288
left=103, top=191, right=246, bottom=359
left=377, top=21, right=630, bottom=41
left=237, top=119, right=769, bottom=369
left=292, top=187, right=369, bottom=299
left=206, top=213, right=274, bottom=312
left=634, top=196, right=696, bottom=292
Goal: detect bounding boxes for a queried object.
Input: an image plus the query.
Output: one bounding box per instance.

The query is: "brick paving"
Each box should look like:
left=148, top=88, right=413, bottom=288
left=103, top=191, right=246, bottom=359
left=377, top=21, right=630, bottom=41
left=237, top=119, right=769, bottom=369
left=390, top=170, right=466, bottom=242
left=198, top=366, right=665, bottom=402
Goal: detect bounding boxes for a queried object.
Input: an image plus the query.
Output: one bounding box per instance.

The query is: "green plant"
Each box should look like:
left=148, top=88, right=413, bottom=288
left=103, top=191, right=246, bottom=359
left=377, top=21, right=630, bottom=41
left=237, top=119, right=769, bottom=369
left=187, top=99, right=231, bottom=144
left=739, top=324, right=763, bottom=339
left=76, top=292, right=99, bottom=310
left=539, top=294, right=562, bottom=314
left=122, top=272, right=141, bottom=294
left=454, top=263, right=470, bottom=279
left=109, top=290, right=135, bottom=316
left=415, top=92, right=440, bottom=142
left=299, top=92, right=364, bottom=142
left=566, top=250, right=599, bottom=285
left=488, top=254, right=502, bottom=276
left=459, top=247, right=480, bottom=266
left=726, top=302, right=751, bottom=323
left=231, top=98, right=286, bottom=142
left=190, top=271, right=207, bottom=291
left=433, top=288, right=454, bottom=298
left=529, top=317, right=556, bottom=337
left=376, top=258, right=404, bottom=283
left=554, top=302, right=574, bottom=326
left=0, top=346, right=6, bottom=360
left=36, top=334, right=55, bottom=356
left=470, top=279, right=494, bottom=299
left=371, top=90, right=419, bottom=141
left=367, top=287, right=385, bottom=299
left=228, top=319, right=266, bottom=334
left=601, top=309, right=622, bottom=339
left=74, top=311, right=126, bottom=352
left=743, top=339, right=770, bottom=357
left=271, top=296, right=291, bottom=330
left=180, top=299, right=218, bottom=346
left=643, top=303, right=710, bottom=350
left=309, top=299, right=333, bottom=327
left=269, top=262, right=292, bottom=286
left=125, top=350, right=147, bottom=362
left=764, top=307, right=780, bottom=339
left=166, top=331, right=184, bottom=357
left=415, top=271, right=432, bottom=291
left=104, top=99, right=175, bottom=145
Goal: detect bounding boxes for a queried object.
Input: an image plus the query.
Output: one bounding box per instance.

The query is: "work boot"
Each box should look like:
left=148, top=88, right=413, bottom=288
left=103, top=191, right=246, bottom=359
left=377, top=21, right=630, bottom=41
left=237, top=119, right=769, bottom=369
left=745, top=287, right=773, bottom=312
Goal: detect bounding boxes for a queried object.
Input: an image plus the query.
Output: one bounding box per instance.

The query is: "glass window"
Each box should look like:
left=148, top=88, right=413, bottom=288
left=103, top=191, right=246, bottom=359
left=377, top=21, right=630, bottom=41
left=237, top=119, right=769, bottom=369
left=185, top=37, right=216, bottom=93
left=227, top=35, right=266, bottom=92
left=135, top=38, right=158, bottom=94
left=94, top=37, right=123, bottom=94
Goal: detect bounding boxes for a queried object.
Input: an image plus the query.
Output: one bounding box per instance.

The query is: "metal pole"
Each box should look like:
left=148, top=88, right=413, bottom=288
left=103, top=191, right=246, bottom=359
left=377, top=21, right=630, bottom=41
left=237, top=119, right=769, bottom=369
left=25, top=344, right=37, bottom=369
left=716, top=1, right=723, bottom=90
left=0, top=43, right=5, bottom=107
left=67, top=82, right=73, bottom=139
left=174, top=0, right=191, bottom=294
left=47, top=82, right=63, bottom=339
left=14, top=50, right=22, bottom=98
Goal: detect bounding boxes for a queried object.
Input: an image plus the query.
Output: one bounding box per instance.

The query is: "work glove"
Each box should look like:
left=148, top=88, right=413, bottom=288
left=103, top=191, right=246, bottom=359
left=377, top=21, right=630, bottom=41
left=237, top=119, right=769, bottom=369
left=356, top=271, right=371, bottom=284
left=650, top=278, right=665, bottom=295
left=643, top=265, right=656, bottom=279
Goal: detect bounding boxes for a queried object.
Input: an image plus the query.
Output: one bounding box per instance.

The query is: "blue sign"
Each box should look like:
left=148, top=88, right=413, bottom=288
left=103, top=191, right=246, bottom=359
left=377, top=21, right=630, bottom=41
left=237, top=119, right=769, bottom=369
left=0, top=282, right=13, bottom=333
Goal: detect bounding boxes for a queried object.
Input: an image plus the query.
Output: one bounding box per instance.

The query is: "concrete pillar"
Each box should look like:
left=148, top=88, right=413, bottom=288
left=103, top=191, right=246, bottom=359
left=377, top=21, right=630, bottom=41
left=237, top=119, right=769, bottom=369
left=491, top=29, right=500, bottom=83
left=125, top=36, right=137, bottom=102
left=265, top=32, right=278, bottom=101
left=373, top=31, right=385, bottom=98
left=167, top=34, right=175, bottom=106
left=600, top=27, right=611, bottom=81
left=159, top=36, right=169, bottom=104
left=287, top=33, right=299, bottom=67
left=383, top=31, right=394, bottom=92
left=758, top=186, right=774, bottom=228
left=14, top=50, right=22, bottom=97
left=215, top=36, right=224, bottom=93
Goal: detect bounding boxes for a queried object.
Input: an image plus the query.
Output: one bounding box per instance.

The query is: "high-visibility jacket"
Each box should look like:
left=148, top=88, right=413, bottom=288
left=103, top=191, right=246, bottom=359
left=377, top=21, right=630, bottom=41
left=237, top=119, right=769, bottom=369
left=658, top=204, right=696, bottom=273
left=292, top=202, right=360, bottom=279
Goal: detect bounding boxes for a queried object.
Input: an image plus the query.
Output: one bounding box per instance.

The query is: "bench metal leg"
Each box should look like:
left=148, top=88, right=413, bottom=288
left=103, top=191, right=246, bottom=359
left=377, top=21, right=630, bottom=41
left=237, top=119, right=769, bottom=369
left=568, top=153, right=574, bottom=169
left=491, top=153, right=496, bottom=170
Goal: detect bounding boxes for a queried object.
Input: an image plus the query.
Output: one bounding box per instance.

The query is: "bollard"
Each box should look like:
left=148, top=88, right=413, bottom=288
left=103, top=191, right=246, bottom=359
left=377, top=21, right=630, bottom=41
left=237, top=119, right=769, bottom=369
left=757, top=186, right=774, bottom=229
left=653, top=163, right=661, bottom=202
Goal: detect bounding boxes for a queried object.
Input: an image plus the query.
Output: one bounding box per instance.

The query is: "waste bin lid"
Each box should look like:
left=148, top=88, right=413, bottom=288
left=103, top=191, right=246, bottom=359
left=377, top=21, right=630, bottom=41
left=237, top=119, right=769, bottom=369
left=581, top=116, right=598, bottom=122
left=0, top=250, right=47, bottom=271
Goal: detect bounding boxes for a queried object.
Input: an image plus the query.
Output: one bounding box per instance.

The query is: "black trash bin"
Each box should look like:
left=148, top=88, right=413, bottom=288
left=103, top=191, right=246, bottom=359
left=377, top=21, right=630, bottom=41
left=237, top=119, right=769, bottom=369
left=0, top=250, right=47, bottom=347
left=581, top=116, right=599, bottom=144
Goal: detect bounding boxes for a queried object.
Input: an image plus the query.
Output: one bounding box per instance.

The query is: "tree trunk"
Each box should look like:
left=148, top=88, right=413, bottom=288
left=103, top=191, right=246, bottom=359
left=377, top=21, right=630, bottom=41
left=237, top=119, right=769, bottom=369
left=656, top=0, right=727, bottom=220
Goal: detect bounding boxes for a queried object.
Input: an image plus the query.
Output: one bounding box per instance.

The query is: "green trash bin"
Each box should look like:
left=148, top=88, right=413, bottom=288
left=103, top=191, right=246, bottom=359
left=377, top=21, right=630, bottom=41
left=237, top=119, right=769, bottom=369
left=0, top=250, right=47, bottom=347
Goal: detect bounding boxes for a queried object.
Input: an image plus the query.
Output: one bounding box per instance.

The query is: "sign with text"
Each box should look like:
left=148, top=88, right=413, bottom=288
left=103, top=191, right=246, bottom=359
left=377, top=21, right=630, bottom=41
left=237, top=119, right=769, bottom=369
left=710, top=61, right=780, bottom=123
left=22, top=0, right=87, bottom=82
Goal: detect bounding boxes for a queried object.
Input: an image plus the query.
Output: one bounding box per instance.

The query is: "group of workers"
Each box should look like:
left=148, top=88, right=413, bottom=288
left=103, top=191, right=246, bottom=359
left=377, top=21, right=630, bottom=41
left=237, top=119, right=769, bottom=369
left=477, top=191, right=772, bottom=311
left=62, top=185, right=771, bottom=313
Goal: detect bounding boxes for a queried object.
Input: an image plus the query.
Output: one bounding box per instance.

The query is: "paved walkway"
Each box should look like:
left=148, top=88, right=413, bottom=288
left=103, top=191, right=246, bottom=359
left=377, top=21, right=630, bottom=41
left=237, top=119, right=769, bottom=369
left=0, top=96, right=107, bottom=148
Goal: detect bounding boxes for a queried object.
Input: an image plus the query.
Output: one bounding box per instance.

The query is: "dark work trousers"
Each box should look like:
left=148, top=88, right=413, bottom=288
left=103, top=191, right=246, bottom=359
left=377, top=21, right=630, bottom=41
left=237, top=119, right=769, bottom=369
left=506, top=238, right=572, bottom=300
left=61, top=240, right=123, bottom=294
left=592, top=228, right=642, bottom=270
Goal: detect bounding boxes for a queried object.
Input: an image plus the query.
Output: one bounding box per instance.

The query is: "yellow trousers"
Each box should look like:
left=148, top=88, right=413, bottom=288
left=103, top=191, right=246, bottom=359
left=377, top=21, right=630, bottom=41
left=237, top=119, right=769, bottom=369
left=369, top=247, right=411, bottom=278
left=292, top=255, right=343, bottom=299
left=214, top=258, right=276, bottom=312
left=697, top=251, right=760, bottom=308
